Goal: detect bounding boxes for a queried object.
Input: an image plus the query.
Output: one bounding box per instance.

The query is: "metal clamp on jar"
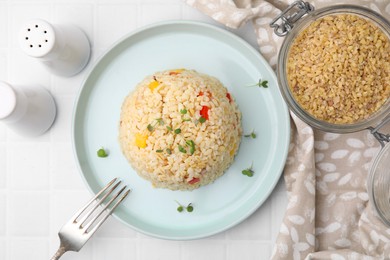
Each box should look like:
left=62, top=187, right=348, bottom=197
left=368, top=115, right=390, bottom=226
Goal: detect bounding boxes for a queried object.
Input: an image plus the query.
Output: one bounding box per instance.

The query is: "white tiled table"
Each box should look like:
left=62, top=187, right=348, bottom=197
left=0, top=1, right=288, bottom=259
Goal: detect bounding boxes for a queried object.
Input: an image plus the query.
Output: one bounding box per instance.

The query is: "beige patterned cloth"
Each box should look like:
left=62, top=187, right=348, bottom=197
left=185, top=0, right=390, bottom=259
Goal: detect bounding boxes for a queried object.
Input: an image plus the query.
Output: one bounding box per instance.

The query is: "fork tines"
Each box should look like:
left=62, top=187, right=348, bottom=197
left=72, top=178, right=130, bottom=235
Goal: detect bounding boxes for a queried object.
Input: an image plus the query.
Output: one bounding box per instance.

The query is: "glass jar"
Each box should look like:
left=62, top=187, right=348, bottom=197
left=271, top=1, right=390, bottom=226
left=273, top=2, right=390, bottom=133
left=368, top=140, right=390, bottom=226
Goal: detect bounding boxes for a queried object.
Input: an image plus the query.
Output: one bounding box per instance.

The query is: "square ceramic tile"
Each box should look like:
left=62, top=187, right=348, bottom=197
left=0, top=124, right=6, bottom=143
left=0, top=4, right=7, bottom=48
left=95, top=216, right=137, bottom=238
left=51, top=70, right=86, bottom=97
left=271, top=192, right=288, bottom=242
left=0, top=239, right=5, bottom=260
left=181, top=4, right=217, bottom=23
left=92, top=48, right=106, bottom=59
left=50, top=190, right=92, bottom=232
left=8, top=143, right=50, bottom=190
left=0, top=50, right=7, bottom=85
left=228, top=22, right=259, bottom=50
left=227, top=242, right=271, bottom=260
left=8, top=192, right=50, bottom=236
left=206, top=230, right=227, bottom=240
left=136, top=227, right=225, bottom=241
left=98, top=0, right=138, bottom=3
left=6, top=127, right=51, bottom=142
left=9, top=238, right=49, bottom=260
left=8, top=48, right=51, bottom=90
left=0, top=194, right=5, bottom=235
left=141, top=0, right=182, bottom=3
left=60, top=251, right=92, bottom=260
left=51, top=237, right=93, bottom=260
left=49, top=96, right=75, bottom=142
left=226, top=198, right=272, bottom=240
left=53, top=4, right=94, bottom=43
left=139, top=239, right=181, bottom=259
left=140, top=4, right=182, bottom=26
left=93, top=238, right=136, bottom=260
left=0, top=144, right=5, bottom=188
left=9, top=4, right=51, bottom=47
left=182, top=241, right=226, bottom=260
left=52, top=0, right=95, bottom=3
left=273, top=176, right=287, bottom=194
left=51, top=143, right=85, bottom=190
left=96, top=4, right=137, bottom=49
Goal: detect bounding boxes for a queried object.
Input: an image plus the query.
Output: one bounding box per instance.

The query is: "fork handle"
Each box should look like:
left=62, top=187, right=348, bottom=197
left=51, top=246, right=67, bottom=260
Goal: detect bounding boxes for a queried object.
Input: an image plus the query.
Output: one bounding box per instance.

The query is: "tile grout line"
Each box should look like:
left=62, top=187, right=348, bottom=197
left=4, top=3, right=10, bottom=259
left=4, top=7, right=10, bottom=259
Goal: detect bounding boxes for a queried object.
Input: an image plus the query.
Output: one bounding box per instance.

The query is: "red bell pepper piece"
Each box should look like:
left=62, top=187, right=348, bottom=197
left=200, top=106, right=210, bottom=120
left=188, top=177, right=200, bottom=184
left=226, top=92, right=232, bottom=103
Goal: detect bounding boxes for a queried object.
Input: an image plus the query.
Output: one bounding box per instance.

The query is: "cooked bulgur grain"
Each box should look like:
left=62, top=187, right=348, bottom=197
left=287, top=14, right=390, bottom=124
left=119, top=69, right=242, bottom=191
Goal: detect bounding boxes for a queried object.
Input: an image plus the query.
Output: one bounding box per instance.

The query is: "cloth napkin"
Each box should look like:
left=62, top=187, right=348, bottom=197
left=185, top=0, right=390, bottom=259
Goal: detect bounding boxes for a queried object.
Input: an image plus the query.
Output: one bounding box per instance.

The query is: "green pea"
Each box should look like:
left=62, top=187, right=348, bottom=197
left=97, top=148, right=108, bottom=158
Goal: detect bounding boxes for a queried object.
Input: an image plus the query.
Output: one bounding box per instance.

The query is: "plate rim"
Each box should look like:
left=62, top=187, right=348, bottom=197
left=71, top=20, right=290, bottom=240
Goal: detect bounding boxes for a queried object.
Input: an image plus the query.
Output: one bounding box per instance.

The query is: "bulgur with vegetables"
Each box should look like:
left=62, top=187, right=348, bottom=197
left=119, top=69, right=242, bottom=191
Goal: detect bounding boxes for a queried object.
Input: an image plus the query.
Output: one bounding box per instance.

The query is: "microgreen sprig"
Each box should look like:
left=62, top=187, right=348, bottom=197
left=178, top=145, right=187, bottom=153
left=244, top=129, right=257, bottom=139
left=156, top=118, right=164, bottom=125
left=186, top=203, right=194, bottom=212
left=242, top=163, right=254, bottom=177
left=176, top=201, right=194, bottom=213
left=186, top=140, right=195, bottom=155
left=147, top=124, right=154, bottom=132
left=156, top=148, right=172, bottom=155
left=147, top=118, right=165, bottom=132
left=248, top=79, right=268, bottom=88
left=180, top=108, right=192, bottom=122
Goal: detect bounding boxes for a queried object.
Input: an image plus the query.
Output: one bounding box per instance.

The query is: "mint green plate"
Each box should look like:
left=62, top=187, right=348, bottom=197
left=73, top=21, right=290, bottom=240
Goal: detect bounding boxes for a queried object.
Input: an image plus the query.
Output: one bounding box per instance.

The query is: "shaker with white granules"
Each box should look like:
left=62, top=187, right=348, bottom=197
left=0, top=81, right=56, bottom=136
left=19, top=19, right=91, bottom=77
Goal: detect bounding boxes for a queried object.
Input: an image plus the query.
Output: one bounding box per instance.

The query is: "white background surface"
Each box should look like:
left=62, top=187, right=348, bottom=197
left=0, top=0, right=288, bottom=259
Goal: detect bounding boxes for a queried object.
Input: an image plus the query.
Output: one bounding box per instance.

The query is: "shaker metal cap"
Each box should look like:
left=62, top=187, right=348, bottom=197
left=0, top=81, right=16, bottom=119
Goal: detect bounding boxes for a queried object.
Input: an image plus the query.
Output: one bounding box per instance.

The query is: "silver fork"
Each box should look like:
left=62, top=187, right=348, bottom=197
left=51, top=178, right=130, bottom=260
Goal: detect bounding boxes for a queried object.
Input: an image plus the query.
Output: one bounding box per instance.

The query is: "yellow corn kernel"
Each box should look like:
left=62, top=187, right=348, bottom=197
left=135, top=133, right=148, bottom=148
left=148, top=80, right=159, bottom=91
left=229, top=144, right=237, bottom=157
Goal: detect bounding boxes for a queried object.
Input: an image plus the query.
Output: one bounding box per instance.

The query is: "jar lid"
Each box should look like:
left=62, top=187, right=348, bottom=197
left=0, top=81, right=16, bottom=119
left=368, top=141, right=390, bottom=226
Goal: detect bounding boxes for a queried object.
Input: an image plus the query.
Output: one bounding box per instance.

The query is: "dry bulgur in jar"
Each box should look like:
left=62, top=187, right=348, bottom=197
left=287, top=13, right=390, bottom=124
